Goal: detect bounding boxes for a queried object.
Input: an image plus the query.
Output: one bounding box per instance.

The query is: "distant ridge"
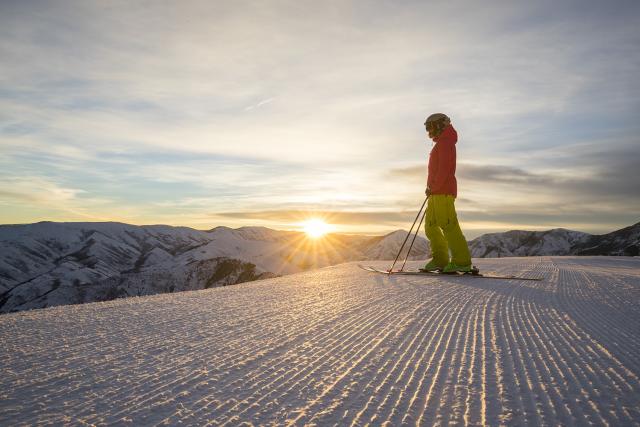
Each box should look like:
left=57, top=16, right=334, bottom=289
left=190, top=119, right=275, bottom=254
left=468, top=222, right=640, bottom=258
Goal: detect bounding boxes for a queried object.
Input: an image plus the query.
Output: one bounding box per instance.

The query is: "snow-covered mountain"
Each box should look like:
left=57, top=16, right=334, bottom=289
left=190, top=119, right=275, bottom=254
left=360, top=229, right=429, bottom=260
left=572, top=222, right=640, bottom=256
left=468, top=222, right=640, bottom=258
left=1, top=220, right=637, bottom=313
left=0, top=222, right=428, bottom=313
left=468, top=228, right=592, bottom=258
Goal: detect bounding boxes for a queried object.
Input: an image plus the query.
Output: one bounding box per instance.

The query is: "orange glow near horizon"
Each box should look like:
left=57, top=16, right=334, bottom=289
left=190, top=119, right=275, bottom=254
left=261, top=223, right=357, bottom=274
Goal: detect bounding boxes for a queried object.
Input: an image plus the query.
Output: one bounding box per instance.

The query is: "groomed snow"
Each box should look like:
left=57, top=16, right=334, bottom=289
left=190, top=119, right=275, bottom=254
left=1, top=257, right=639, bottom=425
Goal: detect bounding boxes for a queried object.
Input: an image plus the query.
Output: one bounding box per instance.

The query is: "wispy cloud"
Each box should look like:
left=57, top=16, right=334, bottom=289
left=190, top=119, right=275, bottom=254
left=244, top=98, right=275, bottom=112
left=0, top=176, right=117, bottom=222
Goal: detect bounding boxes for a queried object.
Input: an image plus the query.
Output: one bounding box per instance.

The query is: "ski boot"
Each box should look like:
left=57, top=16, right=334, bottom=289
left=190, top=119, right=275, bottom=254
left=420, top=259, right=446, bottom=272
left=442, top=262, right=479, bottom=275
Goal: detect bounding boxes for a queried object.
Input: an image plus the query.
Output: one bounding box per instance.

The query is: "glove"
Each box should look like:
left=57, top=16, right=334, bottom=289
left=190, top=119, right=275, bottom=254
left=425, top=187, right=431, bottom=197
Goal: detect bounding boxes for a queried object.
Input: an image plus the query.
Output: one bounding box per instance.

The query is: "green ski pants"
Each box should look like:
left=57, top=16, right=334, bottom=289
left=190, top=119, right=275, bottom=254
left=424, top=194, right=471, bottom=267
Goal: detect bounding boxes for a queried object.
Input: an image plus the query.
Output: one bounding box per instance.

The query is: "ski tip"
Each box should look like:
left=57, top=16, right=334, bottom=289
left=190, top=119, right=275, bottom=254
left=358, top=264, right=394, bottom=274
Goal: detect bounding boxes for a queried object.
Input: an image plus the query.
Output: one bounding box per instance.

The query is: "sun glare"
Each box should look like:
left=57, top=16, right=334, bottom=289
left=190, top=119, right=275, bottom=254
left=302, top=218, right=332, bottom=238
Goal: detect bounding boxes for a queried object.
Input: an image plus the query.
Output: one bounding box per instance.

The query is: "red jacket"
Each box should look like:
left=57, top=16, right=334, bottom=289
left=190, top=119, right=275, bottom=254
left=428, top=124, right=458, bottom=197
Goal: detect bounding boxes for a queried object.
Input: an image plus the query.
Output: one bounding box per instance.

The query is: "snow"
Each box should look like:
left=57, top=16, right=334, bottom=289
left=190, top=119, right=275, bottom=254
left=1, top=223, right=431, bottom=313
left=1, top=256, right=639, bottom=425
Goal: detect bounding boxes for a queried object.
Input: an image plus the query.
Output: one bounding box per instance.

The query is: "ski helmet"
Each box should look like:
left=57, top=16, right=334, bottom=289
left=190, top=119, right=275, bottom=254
left=424, top=113, right=450, bottom=138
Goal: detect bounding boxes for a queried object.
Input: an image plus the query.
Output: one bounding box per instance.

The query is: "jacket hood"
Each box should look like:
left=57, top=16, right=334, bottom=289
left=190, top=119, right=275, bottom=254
left=434, top=124, right=457, bottom=145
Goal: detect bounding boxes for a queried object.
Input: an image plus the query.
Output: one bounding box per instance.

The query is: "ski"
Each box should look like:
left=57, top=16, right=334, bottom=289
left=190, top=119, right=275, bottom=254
left=358, top=264, right=542, bottom=281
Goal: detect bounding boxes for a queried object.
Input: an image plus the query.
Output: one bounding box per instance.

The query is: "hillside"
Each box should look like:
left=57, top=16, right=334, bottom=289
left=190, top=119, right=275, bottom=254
left=0, top=222, right=427, bottom=313
left=572, top=222, right=640, bottom=256
left=1, top=257, right=639, bottom=425
left=468, top=222, right=640, bottom=258
left=468, top=228, right=591, bottom=257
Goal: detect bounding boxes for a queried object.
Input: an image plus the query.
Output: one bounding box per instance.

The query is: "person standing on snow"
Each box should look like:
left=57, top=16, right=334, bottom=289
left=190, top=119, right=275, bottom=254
left=422, top=113, right=473, bottom=273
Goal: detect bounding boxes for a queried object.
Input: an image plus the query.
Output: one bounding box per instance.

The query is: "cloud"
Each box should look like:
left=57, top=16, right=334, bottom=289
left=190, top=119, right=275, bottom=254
left=214, top=209, right=415, bottom=225
left=0, top=177, right=83, bottom=204
left=244, top=98, right=275, bottom=112
left=1, top=1, right=639, bottom=234
left=386, top=147, right=640, bottom=233
left=387, top=165, right=424, bottom=180
left=0, top=176, right=115, bottom=222
left=210, top=208, right=429, bottom=235
left=390, top=142, right=640, bottom=199
left=458, top=164, right=554, bottom=185
left=5, top=0, right=637, bottom=164
left=388, top=163, right=555, bottom=186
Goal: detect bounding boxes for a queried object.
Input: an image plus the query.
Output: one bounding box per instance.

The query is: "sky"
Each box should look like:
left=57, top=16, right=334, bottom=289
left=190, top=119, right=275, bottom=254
left=1, top=0, right=639, bottom=238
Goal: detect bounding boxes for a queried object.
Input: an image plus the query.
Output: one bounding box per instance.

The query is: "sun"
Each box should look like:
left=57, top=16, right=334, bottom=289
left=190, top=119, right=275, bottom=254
left=301, top=218, right=332, bottom=238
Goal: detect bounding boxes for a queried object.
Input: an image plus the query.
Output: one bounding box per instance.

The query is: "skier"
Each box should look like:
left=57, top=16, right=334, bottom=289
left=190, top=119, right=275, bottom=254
left=422, top=113, right=473, bottom=273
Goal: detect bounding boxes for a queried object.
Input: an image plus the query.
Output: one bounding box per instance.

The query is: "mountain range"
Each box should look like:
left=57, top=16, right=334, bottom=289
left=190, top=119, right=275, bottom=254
left=0, top=221, right=637, bottom=313
left=469, top=223, right=639, bottom=257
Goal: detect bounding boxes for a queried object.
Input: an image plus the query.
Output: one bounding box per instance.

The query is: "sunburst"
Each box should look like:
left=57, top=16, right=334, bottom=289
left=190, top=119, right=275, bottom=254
left=301, top=218, right=332, bottom=238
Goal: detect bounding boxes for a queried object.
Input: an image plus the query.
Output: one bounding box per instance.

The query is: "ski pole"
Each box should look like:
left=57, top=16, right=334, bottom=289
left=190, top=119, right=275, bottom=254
left=400, top=206, right=427, bottom=272
left=389, top=196, right=428, bottom=272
